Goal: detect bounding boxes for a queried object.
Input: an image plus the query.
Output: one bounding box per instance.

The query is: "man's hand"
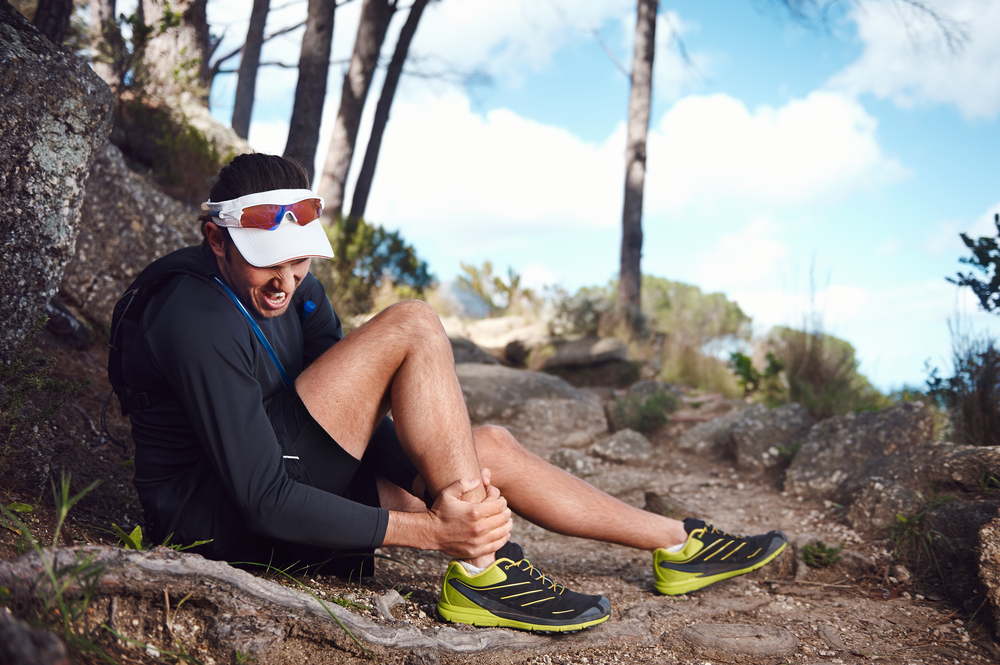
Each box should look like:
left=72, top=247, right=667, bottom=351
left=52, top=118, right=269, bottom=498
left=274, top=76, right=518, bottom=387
left=426, top=476, right=512, bottom=560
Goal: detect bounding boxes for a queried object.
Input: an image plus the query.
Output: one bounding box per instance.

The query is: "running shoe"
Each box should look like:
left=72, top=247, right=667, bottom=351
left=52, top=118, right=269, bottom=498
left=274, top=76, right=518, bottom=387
left=437, top=542, right=611, bottom=632
left=654, top=518, right=787, bottom=595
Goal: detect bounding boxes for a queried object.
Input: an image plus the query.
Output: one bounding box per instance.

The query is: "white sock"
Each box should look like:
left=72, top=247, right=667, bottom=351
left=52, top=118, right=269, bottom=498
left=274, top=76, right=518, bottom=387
left=459, top=561, right=485, bottom=575
left=666, top=541, right=686, bottom=554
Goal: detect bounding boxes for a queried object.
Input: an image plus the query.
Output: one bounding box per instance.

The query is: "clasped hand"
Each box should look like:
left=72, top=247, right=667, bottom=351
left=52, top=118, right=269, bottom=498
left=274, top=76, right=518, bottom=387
left=429, top=468, right=512, bottom=560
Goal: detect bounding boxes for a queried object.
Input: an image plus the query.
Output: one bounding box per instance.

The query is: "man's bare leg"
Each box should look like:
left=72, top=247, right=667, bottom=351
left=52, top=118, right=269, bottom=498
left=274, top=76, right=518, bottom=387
left=295, top=300, right=502, bottom=566
left=473, top=426, right=689, bottom=550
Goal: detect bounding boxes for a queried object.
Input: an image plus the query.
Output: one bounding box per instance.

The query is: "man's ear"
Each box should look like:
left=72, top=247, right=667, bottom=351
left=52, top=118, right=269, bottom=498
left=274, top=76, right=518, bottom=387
left=205, top=221, right=227, bottom=263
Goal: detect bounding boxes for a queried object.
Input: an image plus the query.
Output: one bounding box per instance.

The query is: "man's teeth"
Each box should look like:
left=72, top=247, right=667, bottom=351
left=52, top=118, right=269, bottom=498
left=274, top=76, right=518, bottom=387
left=266, top=292, right=287, bottom=304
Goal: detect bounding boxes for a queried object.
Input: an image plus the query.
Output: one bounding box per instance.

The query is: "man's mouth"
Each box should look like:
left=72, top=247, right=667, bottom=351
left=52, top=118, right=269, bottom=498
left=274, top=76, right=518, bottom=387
left=261, top=290, right=288, bottom=309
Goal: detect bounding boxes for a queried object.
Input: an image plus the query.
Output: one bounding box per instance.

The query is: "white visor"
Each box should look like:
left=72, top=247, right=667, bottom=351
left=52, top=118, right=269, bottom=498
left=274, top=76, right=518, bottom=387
left=201, top=189, right=335, bottom=267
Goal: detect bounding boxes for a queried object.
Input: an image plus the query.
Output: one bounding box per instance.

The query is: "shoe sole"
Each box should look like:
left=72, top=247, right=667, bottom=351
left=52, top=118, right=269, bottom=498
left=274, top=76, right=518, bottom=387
left=655, top=541, right=787, bottom=596
left=437, top=603, right=610, bottom=633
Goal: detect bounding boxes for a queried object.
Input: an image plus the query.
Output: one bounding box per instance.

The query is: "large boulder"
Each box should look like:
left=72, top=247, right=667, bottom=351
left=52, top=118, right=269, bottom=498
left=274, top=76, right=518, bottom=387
left=979, top=512, right=1000, bottom=640
left=844, top=443, right=1000, bottom=534
left=677, top=406, right=753, bottom=457
left=542, top=336, right=628, bottom=369
left=59, top=142, right=200, bottom=326
left=732, top=403, right=815, bottom=473
left=785, top=402, right=933, bottom=503
left=0, top=4, right=113, bottom=360
left=456, top=363, right=607, bottom=458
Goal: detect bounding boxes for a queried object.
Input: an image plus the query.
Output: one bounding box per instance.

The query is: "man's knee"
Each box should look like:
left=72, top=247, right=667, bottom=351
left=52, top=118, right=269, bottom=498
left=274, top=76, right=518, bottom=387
left=377, top=300, right=451, bottom=349
left=474, top=425, right=523, bottom=465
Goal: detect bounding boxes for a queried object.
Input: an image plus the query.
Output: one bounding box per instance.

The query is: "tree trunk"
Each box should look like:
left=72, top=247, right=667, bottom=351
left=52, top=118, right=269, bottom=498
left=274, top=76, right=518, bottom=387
left=283, top=0, right=336, bottom=182
left=141, top=0, right=211, bottom=100
left=231, top=0, right=270, bottom=139
left=618, top=0, right=656, bottom=329
left=88, top=0, right=118, bottom=84
left=316, top=0, right=395, bottom=221
left=32, top=0, right=73, bottom=43
left=348, top=0, right=428, bottom=221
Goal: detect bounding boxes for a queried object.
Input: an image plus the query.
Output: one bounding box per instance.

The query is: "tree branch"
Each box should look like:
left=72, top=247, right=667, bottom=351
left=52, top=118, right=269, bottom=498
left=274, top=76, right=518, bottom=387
left=209, top=20, right=307, bottom=79
left=591, top=28, right=631, bottom=79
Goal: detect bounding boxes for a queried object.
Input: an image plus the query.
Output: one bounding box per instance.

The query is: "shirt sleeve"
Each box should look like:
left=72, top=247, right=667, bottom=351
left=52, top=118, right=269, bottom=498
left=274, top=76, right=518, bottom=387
left=145, top=279, right=388, bottom=550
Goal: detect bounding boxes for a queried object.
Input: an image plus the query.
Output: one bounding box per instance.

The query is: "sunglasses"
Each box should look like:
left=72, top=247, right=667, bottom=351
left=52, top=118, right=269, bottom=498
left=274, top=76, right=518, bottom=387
left=212, top=197, right=323, bottom=231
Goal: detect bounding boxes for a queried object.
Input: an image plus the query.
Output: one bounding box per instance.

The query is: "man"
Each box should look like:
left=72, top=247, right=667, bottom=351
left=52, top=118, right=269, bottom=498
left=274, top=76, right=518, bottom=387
left=116, top=153, right=786, bottom=634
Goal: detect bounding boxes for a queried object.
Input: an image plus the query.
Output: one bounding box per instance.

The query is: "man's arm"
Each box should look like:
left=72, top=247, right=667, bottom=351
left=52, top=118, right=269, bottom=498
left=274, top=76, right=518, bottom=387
left=384, top=476, right=512, bottom=559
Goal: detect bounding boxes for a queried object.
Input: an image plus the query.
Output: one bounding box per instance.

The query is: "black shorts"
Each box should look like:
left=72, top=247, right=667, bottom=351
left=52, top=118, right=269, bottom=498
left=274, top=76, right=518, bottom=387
left=251, top=384, right=421, bottom=576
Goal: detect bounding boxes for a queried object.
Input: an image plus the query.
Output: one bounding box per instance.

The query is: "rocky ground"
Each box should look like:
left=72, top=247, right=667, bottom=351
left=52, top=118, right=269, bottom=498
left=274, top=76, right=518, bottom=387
left=1, top=335, right=999, bottom=665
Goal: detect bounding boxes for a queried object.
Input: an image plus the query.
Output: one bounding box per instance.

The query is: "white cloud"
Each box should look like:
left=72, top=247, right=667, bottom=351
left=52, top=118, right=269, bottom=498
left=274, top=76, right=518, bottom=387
left=411, top=0, right=634, bottom=84
left=831, top=0, right=1000, bottom=119
left=315, top=85, right=911, bottom=252
left=645, top=91, right=910, bottom=215
left=695, top=217, right=790, bottom=292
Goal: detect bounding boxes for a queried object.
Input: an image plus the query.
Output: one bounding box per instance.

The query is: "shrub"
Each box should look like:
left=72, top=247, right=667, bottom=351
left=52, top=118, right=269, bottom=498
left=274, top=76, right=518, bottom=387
left=729, top=351, right=784, bottom=400
left=611, top=390, right=678, bottom=432
left=767, top=325, right=883, bottom=419
left=949, top=213, right=1000, bottom=313
left=802, top=541, right=844, bottom=568
left=926, top=328, right=1000, bottom=446
left=457, top=261, right=538, bottom=317
left=549, top=277, right=747, bottom=396
left=313, top=215, right=433, bottom=318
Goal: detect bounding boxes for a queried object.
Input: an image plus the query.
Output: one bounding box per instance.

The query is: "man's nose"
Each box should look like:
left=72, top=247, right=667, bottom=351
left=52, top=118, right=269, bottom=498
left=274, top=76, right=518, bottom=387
left=274, top=266, right=297, bottom=292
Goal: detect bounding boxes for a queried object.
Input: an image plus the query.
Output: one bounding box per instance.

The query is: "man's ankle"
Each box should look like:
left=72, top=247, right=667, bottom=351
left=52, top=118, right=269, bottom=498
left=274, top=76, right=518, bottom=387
left=464, top=552, right=496, bottom=571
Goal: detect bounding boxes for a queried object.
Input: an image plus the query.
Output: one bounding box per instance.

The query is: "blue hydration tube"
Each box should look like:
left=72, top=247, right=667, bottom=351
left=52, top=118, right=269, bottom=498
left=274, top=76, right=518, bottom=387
left=212, top=276, right=293, bottom=385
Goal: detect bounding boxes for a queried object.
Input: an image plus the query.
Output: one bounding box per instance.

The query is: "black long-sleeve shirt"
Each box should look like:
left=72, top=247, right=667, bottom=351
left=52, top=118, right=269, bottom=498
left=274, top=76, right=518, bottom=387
left=127, top=245, right=389, bottom=560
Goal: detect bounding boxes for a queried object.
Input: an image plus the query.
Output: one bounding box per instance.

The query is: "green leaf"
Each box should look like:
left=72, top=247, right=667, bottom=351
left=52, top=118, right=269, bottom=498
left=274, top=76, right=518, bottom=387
left=111, top=523, right=144, bottom=550
left=5, top=503, right=33, bottom=513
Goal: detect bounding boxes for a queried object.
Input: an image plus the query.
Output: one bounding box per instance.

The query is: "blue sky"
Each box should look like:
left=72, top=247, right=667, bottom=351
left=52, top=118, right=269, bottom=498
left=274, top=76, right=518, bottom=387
left=207, top=0, right=1000, bottom=391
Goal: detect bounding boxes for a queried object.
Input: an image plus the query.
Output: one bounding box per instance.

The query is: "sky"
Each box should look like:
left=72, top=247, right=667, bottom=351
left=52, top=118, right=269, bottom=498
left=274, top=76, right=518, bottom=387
left=205, top=0, right=1000, bottom=391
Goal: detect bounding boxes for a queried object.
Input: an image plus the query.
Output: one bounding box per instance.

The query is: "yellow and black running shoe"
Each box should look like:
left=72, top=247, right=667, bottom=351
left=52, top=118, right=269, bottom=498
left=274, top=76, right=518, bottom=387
left=438, top=542, right=611, bottom=633
left=654, top=518, right=787, bottom=596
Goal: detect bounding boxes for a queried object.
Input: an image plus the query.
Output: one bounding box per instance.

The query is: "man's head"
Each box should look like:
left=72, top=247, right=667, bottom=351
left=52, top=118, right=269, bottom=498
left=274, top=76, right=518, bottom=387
left=200, top=154, right=333, bottom=318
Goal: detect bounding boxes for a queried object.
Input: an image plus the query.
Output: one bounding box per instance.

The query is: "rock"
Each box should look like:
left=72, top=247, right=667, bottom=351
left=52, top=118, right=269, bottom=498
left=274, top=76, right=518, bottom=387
left=978, top=512, right=1000, bottom=640
left=0, top=607, right=70, bottom=665
left=449, top=337, right=499, bottom=365
left=785, top=402, right=933, bottom=502
left=925, top=499, right=1000, bottom=565
left=549, top=448, right=597, bottom=477
left=732, top=403, right=815, bottom=473
left=0, top=3, right=113, bottom=361
left=844, top=481, right=923, bottom=536
left=457, top=363, right=591, bottom=422
left=628, top=380, right=682, bottom=399
left=678, top=623, right=798, bottom=655
left=456, top=363, right=608, bottom=458
left=643, top=490, right=702, bottom=520
left=505, top=398, right=609, bottom=458
left=589, top=429, right=653, bottom=463
left=542, top=336, right=628, bottom=369
left=678, top=407, right=751, bottom=457
left=42, top=296, right=91, bottom=347
left=58, top=141, right=200, bottom=326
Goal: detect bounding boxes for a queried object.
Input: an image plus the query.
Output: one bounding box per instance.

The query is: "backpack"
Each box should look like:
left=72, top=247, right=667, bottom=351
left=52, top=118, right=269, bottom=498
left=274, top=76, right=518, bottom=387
left=102, top=247, right=218, bottom=450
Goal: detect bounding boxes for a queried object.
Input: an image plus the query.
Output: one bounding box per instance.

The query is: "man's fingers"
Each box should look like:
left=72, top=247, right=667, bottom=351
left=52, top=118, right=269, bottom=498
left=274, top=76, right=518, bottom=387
left=440, top=477, right=480, bottom=501
left=480, top=467, right=492, bottom=488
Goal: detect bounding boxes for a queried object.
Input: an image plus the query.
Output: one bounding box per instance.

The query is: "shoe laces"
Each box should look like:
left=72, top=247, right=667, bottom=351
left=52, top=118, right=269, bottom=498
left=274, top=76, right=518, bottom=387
left=505, top=558, right=565, bottom=594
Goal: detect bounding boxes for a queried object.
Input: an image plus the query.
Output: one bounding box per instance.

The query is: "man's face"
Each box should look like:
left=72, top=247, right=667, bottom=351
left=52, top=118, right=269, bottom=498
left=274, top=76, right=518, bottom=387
left=207, top=223, right=311, bottom=318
